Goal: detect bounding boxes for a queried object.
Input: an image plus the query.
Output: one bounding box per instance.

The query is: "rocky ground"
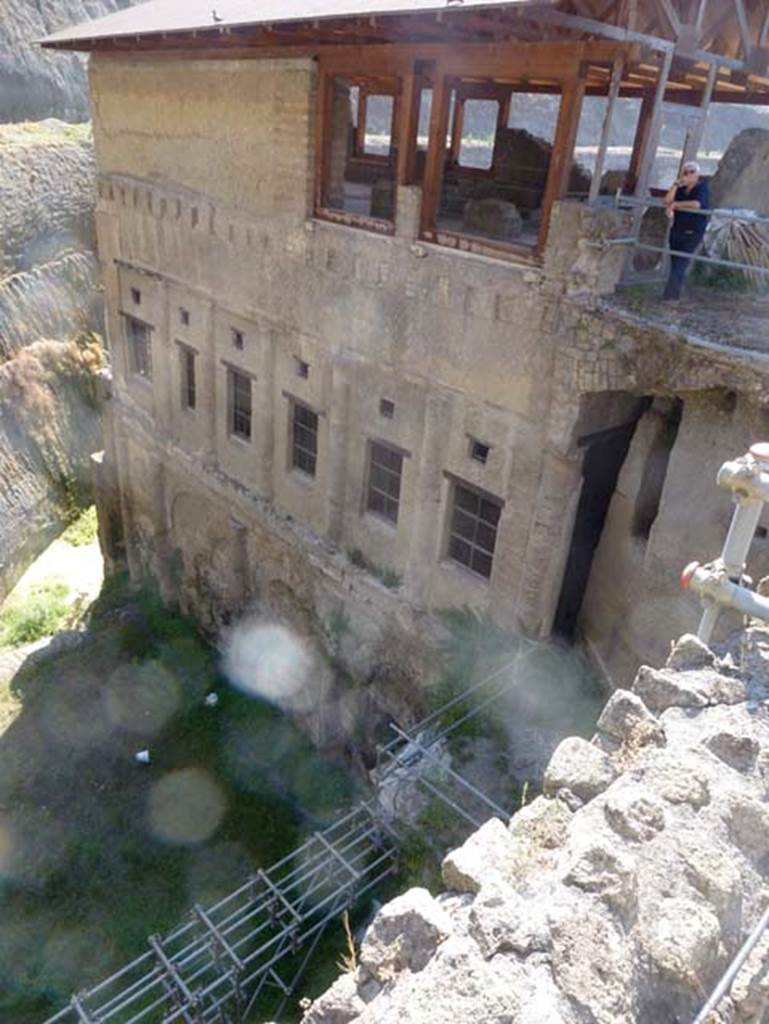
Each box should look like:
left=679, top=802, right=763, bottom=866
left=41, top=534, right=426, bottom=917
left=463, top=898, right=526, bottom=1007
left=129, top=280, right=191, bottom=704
left=301, top=628, right=769, bottom=1024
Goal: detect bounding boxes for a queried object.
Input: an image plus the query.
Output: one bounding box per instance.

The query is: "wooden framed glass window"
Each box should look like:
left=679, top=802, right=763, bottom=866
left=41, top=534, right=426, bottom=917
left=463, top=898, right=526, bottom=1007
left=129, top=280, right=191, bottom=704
left=292, top=401, right=319, bottom=478
left=125, top=315, right=152, bottom=380
left=316, top=73, right=399, bottom=233
left=425, top=80, right=565, bottom=255
left=227, top=368, right=251, bottom=441
left=447, top=480, right=503, bottom=580
left=367, top=441, right=403, bottom=525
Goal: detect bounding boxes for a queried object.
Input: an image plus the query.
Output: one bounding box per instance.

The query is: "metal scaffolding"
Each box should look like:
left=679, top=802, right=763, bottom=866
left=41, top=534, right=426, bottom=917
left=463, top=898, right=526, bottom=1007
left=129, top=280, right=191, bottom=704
left=44, top=803, right=398, bottom=1024
left=43, top=645, right=532, bottom=1024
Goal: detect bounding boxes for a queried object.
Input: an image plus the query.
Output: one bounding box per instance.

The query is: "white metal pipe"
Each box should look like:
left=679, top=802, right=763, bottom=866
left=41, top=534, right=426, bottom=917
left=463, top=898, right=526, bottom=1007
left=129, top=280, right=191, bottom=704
left=696, top=601, right=722, bottom=645
left=720, top=497, right=764, bottom=579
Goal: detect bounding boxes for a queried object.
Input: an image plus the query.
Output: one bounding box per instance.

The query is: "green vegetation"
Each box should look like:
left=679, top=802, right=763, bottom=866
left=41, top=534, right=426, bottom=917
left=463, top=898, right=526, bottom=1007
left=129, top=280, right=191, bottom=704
left=0, top=579, right=70, bottom=647
left=689, top=259, right=755, bottom=293
left=347, top=548, right=402, bottom=590
left=60, top=505, right=98, bottom=547
left=0, top=576, right=361, bottom=1023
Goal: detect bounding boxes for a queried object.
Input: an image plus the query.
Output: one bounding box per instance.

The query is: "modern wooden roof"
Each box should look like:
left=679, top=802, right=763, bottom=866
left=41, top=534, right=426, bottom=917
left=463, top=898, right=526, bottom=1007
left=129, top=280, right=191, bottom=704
left=39, top=0, right=769, bottom=102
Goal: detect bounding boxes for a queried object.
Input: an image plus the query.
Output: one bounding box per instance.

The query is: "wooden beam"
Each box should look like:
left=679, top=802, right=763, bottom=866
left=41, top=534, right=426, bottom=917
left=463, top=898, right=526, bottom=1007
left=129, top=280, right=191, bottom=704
left=396, top=70, right=422, bottom=185
left=449, top=95, right=465, bottom=163
left=589, top=55, right=624, bottom=201
left=419, top=69, right=451, bottom=237
left=538, top=70, right=586, bottom=252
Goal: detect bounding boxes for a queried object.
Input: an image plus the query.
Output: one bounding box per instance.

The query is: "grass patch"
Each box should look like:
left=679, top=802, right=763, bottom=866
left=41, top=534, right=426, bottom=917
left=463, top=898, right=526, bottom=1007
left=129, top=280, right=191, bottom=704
left=60, top=506, right=98, bottom=547
left=0, top=579, right=70, bottom=647
left=0, top=576, right=361, bottom=1024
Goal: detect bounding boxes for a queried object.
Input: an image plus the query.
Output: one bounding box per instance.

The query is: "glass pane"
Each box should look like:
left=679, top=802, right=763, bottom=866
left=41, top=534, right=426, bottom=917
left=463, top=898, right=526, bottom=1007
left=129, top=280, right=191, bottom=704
left=458, top=100, right=498, bottom=170
left=325, top=77, right=395, bottom=222
left=480, top=498, right=501, bottom=527
left=448, top=535, right=472, bottom=567
left=437, top=87, right=561, bottom=249
left=364, top=95, right=393, bottom=155
left=476, top=521, right=497, bottom=555
left=573, top=96, right=641, bottom=199
left=455, top=485, right=479, bottom=515
left=451, top=507, right=477, bottom=542
left=471, top=549, right=493, bottom=579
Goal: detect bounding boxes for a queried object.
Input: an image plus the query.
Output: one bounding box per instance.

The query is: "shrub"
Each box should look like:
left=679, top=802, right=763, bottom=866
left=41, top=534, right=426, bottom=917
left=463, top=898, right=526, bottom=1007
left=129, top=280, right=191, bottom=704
left=0, top=579, right=70, bottom=647
left=61, top=506, right=98, bottom=547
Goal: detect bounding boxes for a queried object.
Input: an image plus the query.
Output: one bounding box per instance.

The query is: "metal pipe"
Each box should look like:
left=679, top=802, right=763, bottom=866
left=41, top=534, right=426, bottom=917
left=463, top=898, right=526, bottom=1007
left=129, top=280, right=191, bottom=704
left=682, top=444, right=769, bottom=642
left=694, top=903, right=769, bottom=1023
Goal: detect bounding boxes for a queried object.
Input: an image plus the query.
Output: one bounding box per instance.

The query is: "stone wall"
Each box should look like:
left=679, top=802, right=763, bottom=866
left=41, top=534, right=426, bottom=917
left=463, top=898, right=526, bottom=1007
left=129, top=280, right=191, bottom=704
left=0, top=338, right=105, bottom=603
left=301, top=629, right=769, bottom=1024
left=89, top=53, right=769, bottom=692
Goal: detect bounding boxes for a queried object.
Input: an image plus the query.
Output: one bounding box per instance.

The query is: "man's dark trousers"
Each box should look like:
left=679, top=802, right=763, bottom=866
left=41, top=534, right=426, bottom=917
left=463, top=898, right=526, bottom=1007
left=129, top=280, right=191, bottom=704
left=663, top=229, right=702, bottom=299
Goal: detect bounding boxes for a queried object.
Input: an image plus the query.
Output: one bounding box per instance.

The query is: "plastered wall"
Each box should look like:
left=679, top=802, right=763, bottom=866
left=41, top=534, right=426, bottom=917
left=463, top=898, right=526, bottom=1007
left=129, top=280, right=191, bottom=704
left=89, top=54, right=769, bottom=688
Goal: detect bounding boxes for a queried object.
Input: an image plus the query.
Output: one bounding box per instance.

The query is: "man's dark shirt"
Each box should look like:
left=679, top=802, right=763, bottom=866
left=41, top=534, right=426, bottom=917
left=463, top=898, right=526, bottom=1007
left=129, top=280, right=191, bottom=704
left=672, top=178, right=710, bottom=239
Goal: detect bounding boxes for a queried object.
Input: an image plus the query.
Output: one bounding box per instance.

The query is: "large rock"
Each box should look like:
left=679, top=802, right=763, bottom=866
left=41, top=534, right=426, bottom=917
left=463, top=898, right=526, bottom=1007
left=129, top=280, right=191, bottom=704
left=710, top=128, right=769, bottom=216
left=358, top=888, right=453, bottom=983
left=639, top=897, right=720, bottom=993
left=633, top=664, right=746, bottom=714
left=442, top=818, right=516, bottom=894
left=462, top=198, right=522, bottom=241
left=543, top=736, right=618, bottom=804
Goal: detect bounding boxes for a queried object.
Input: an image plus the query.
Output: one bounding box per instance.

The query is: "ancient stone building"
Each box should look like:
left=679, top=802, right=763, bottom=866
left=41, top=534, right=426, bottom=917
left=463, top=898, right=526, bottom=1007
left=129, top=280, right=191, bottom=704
left=42, top=0, right=769, bottom=687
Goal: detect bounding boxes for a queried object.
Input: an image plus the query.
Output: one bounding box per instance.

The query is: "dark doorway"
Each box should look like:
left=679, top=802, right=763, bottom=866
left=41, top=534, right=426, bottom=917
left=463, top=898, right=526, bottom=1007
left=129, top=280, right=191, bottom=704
left=553, top=419, right=640, bottom=640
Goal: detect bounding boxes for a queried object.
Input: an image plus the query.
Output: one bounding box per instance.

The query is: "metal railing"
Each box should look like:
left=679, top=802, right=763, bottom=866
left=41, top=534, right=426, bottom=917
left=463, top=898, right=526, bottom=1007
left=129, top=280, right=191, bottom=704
left=585, top=194, right=769, bottom=284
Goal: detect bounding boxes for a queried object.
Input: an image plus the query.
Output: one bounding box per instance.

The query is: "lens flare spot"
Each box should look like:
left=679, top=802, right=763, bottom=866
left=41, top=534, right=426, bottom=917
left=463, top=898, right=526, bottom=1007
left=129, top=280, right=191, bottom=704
left=222, top=620, right=315, bottom=712
left=147, top=768, right=226, bottom=845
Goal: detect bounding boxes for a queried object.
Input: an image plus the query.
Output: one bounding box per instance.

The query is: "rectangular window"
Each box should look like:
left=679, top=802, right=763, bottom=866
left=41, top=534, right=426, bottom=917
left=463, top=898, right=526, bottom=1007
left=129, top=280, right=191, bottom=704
left=318, top=74, right=398, bottom=230
left=228, top=369, right=251, bottom=441
left=425, top=81, right=566, bottom=254
left=292, top=402, right=319, bottom=477
left=447, top=481, right=502, bottom=580
left=367, top=442, right=403, bottom=525
left=180, top=347, right=196, bottom=410
left=126, top=316, right=152, bottom=380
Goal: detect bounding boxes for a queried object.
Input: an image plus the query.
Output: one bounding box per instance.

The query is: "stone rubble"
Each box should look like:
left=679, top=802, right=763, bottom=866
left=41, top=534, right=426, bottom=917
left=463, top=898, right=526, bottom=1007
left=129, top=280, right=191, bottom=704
left=301, top=628, right=769, bottom=1024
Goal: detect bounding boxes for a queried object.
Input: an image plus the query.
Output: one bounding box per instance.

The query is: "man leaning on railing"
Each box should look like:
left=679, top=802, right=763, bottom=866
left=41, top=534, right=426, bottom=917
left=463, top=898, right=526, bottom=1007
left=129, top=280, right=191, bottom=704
left=662, top=160, right=710, bottom=301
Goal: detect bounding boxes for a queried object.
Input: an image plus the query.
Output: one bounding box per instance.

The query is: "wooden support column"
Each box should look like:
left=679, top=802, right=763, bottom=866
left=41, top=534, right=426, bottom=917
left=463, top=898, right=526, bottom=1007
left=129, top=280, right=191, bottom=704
left=419, top=69, right=451, bottom=237
left=355, top=89, right=368, bottom=155
left=449, top=95, right=465, bottom=164
left=491, top=88, right=512, bottom=171
left=589, top=56, right=625, bottom=202
left=396, top=70, right=421, bottom=185
left=537, top=69, right=586, bottom=253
